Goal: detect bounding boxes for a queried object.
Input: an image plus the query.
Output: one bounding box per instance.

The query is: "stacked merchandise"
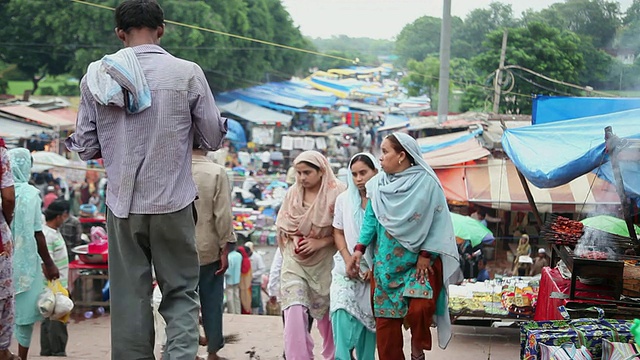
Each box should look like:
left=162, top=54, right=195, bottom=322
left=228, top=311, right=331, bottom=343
left=448, top=277, right=539, bottom=319
left=521, top=307, right=636, bottom=360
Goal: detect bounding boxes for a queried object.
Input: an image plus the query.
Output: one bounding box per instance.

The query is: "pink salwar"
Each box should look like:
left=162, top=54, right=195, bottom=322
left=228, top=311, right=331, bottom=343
left=283, top=305, right=335, bottom=360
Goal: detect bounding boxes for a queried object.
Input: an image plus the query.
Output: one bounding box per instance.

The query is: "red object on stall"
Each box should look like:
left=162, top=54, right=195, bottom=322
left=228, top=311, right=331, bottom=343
left=534, top=267, right=615, bottom=321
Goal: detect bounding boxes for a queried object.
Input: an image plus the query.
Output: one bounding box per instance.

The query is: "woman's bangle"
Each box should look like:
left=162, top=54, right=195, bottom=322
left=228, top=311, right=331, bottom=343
left=354, top=244, right=367, bottom=253
left=419, top=250, right=431, bottom=259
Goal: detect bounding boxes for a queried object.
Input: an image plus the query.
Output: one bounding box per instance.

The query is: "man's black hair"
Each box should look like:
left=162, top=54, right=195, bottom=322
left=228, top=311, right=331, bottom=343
left=44, top=199, right=70, bottom=221
left=115, top=0, right=164, bottom=33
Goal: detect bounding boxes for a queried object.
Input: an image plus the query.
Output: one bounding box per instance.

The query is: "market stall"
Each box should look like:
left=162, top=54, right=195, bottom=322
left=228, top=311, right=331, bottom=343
left=502, top=110, right=640, bottom=359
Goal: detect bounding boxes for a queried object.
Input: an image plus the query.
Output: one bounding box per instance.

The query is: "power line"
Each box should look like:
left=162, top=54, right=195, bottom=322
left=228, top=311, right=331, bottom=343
left=69, top=0, right=356, bottom=64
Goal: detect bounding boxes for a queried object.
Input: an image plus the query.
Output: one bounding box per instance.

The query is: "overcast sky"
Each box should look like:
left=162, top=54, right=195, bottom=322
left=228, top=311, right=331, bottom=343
left=280, top=0, right=634, bottom=39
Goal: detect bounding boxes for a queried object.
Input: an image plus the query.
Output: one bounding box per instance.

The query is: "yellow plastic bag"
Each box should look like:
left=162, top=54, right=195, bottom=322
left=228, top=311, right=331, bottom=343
left=47, top=280, right=73, bottom=324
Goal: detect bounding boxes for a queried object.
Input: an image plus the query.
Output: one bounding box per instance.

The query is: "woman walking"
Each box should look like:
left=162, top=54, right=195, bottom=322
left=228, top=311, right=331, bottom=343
left=349, top=133, right=459, bottom=360
left=276, top=151, right=345, bottom=360
left=330, top=153, right=378, bottom=360
left=0, top=139, right=19, bottom=360
left=9, top=148, right=59, bottom=360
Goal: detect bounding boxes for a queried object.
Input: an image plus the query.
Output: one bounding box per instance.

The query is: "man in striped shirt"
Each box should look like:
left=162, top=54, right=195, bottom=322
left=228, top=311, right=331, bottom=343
left=40, top=200, right=71, bottom=357
left=65, top=1, right=227, bottom=359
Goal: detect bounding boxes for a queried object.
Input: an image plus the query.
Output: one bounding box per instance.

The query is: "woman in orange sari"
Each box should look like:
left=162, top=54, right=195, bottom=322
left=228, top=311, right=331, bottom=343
left=276, top=151, right=345, bottom=360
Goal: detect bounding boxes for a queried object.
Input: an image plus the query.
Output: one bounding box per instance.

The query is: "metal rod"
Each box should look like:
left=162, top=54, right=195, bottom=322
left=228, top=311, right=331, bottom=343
left=516, top=169, right=544, bottom=230
left=604, top=126, right=639, bottom=247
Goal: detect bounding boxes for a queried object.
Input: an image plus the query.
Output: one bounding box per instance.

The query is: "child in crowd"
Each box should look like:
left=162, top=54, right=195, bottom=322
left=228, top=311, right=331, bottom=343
left=40, top=200, right=71, bottom=356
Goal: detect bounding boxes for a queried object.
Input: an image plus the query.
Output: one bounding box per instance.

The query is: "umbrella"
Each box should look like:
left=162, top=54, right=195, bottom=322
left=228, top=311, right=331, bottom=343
left=31, top=151, right=70, bottom=173
left=581, top=215, right=640, bottom=238
left=450, top=213, right=494, bottom=247
left=327, top=124, right=357, bottom=135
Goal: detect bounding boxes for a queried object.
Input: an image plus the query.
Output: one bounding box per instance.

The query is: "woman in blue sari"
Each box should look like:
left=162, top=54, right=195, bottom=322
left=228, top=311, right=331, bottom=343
left=9, top=148, right=59, bottom=360
left=349, top=133, right=459, bottom=360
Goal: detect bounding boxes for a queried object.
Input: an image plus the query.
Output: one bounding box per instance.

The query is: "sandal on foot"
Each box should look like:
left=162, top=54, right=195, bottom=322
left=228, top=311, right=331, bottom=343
left=411, top=353, right=425, bottom=360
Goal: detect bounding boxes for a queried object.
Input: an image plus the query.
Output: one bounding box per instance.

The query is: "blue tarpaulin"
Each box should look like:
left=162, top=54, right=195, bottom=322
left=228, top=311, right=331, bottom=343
left=225, top=119, right=247, bottom=149
left=420, top=128, right=483, bottom=153
left=532, top=96, right=640, bottom=125
left=502, top=109, right=640, bottom=199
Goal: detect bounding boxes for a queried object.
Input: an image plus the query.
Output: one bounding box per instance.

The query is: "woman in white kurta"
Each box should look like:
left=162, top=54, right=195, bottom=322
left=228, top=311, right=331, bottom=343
left=330, top=153, right=379, bottom=360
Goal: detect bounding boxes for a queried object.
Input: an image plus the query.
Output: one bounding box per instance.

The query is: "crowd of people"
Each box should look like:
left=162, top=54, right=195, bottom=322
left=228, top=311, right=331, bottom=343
left=0, top=1, right=463, bottom=360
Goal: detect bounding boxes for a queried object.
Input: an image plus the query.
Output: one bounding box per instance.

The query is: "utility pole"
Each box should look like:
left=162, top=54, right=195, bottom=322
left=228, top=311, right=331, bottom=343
left=492, top=29, right=508, bottom=114
left=437, top=0, right=452, bottom=124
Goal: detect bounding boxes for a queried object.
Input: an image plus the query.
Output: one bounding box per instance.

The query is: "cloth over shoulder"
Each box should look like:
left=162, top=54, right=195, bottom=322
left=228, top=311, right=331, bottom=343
left=86, top=47, right=151, bottom=114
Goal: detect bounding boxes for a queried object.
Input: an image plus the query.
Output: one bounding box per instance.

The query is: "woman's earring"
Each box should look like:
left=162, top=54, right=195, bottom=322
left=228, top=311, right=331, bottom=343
left=398, top=159, right=402, bottom=164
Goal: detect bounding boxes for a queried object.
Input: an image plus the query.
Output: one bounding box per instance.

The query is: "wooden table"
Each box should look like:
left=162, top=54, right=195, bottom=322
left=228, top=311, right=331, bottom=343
left=69, top=260, right=109, bottom=308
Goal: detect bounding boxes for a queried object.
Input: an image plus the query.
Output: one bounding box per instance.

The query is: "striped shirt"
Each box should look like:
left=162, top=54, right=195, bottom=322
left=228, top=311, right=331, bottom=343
left=66, top=44, right=227, bottom=218
left=42, top=224, right=69, bottom=288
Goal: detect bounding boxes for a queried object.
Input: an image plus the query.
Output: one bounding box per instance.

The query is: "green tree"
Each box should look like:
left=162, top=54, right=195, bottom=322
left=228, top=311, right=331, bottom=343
left=0, top=0, right=78, bottom=93
left=522, top=0, right=621, bottom=49
left=472, top=22, right=588, bottom=114
left=395, top=16, right=464, bottom=63
left=458, top=2, right=517, bottom=57
left=0, top=0, right=314, bottom=92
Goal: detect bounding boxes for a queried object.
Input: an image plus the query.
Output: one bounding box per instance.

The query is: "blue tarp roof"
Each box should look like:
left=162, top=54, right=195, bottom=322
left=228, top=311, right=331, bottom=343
left=532, top=96, right=640, bottom=125
left=221, top=91, right=307, bottom=113
left=420, top=128, right=483, bottom=153
left=502, top=109, right=640, bottom=200
left=257, top=82, right=337, bottom=108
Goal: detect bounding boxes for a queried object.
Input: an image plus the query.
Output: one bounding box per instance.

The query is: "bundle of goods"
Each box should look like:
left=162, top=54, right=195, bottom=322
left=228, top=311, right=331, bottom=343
left=502, top=282, right=539, bottom=319
left=521, top=307, right=636, bottom=360
left=545, top=216, right=584, bottom=246
left=38, top=280, right=74, bottom=323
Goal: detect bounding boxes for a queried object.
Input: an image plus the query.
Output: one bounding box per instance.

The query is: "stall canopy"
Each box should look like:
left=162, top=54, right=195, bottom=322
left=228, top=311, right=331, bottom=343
left=218, top=100, right=293, bottom=125
left=0, top=117, right=53, bottom=138
left=419, top=129, right=490, bottom=167
left=220, top=91, right=307, bottom=113
left=434, top=159, right=620, bottom=213
left=532, top=96, right=640, bottom=125
left=502, top=109, right=640, bottom=199
left=0, top=105, right=74, bottom=130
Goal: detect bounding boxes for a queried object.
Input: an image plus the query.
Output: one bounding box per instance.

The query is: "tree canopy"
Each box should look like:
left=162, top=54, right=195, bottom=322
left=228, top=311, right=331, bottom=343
left=0, top=0, right=314, bottom=92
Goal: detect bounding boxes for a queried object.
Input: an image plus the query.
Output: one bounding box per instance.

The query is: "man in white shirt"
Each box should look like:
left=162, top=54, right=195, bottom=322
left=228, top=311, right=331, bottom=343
left=40, top=200, right=71, bottom=357
left=260, top=150, right=271, bottom=171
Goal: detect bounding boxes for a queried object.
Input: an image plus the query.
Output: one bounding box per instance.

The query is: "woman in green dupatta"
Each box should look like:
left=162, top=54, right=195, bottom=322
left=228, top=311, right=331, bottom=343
left=349, top=133, right=459, bottom=360
left=9, top=148, right=59, bottom=360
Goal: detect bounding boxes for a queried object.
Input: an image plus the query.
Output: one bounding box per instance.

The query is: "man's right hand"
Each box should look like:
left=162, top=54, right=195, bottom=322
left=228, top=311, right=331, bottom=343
left=215, top=251, right=229, bottom=276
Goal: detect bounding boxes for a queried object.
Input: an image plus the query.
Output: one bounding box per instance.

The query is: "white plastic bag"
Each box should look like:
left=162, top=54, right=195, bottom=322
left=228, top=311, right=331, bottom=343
left=38, top=287, right=56, bottom=318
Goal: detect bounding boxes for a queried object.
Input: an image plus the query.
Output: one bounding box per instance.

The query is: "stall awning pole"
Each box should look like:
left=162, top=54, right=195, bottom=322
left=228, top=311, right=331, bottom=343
left=605, top=126, right=639, bottom=248
left=516, top=169, right=544, bottom=230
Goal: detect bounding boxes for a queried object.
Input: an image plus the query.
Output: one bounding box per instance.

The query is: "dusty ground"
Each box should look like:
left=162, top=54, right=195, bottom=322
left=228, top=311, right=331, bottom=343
left=10, top=314, right=520, bottom=359
left=10, top=244, right=522, bottom=359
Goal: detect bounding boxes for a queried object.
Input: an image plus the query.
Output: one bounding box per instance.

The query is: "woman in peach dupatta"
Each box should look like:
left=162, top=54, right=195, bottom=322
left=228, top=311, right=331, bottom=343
left=276, top=151, right=346, bottom=360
